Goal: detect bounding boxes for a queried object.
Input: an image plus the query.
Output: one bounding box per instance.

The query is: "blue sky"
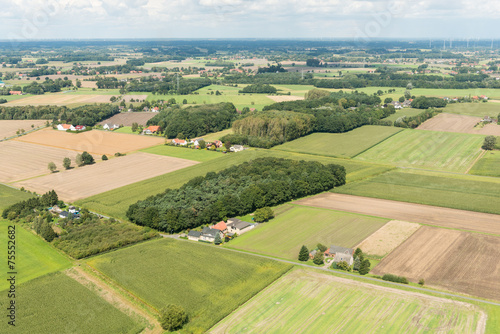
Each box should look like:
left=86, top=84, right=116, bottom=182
left=1, top=0, right=499, bottom=40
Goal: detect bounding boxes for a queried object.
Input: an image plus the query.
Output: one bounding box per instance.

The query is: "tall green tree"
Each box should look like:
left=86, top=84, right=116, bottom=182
left=298, top=245, right=309, bottom=261
left=48, top=161, right=57, bottom=173
left=214, top=233, right=222, bottom=245
left=313, top=251, right=324, bottom=265
left=62, top=157, right=71, bottom=169
left=159, top=305, right=189, bottom=331
left=482, top=135, right=496, bottom=150
left=359, top=259, right=371, bottom=275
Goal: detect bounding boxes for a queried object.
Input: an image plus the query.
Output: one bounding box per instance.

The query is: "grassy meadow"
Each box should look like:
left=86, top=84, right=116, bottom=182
left=333, top=169, right=500, bottom=215
left=141, top=144, right=223, bottom=162
left=87, top=238, right=291, bottom=334
left=76, top=149, right=393, bottom=220
left=444, top=102, right=500, bottom=117
left=0, top=272, right=143, bottom=334
left=211, top=269, right=483, bottom=334
left=469, top=150, right=500, bottom=177
left=0, top=184, right=35, bottom=210
left=354, top=129, right=484, bottom=173
left=383, top=108, right=426, bottom=121
left=272, top=125, right=402, bottom=158
left=229, top=205, right=388, bottom=260
left=0, top=221, right=72, bottom=290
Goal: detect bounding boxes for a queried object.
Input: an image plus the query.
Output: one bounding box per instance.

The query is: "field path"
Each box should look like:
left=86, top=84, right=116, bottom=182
left=294, top=193, right=500, bottom=235
left=65, top=266, right=162, bottom=334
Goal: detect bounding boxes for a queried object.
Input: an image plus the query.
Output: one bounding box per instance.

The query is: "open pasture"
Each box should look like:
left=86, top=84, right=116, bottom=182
left=372, top=226, right=500, bottom=301
left=296, top=191, right=500, bottom=235
left=0, top=184, right=34, bottom=210
left=14, top=152, right=198, bottom=202
left=211, top=269, right=485, bottom=334
left=99, top=111, right=156, bottom=126
left=0, top=272, right=143, bottom=334
left=272, top=125, right=402, bottom=158
left=4, top=93, right=118, bottom=106
left=229, top=205, right=388, bottom=260
left=332, top=169, right=500, bottom=218
left=355, top=220, right=421, bottom=257
left=444, top=102, right=500, bottom=117
left=87, top=238, right=291, bottom=334
left=76, top=149, right=393, bottom=220
left=15, top=127, right=164, bottom=155
left=0, top=141, right=93, bottom=183
left=0, top=119, right=46, bottom=139
left=418, top=113, right=500, bottom=136
left=0, top=221, right=72, bottom=290
left=354, top=129, right=484, bottom=172
left=382, top=108, right=429, bottom=122
left=469, top=150, right=500, bottom=177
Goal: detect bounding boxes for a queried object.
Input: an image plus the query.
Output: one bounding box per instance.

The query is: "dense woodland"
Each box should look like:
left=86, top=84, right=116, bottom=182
left=127, top=158, right=346, bottom=232
left=238, top=83, right=277, bottom=94
left=147, top=102, right=237, bottom=138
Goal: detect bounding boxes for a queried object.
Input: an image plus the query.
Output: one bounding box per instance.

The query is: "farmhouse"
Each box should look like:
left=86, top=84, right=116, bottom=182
left=483, top=116, right=493, bottom=123
left=9, top=91, right=23, bottom=95
left=74, top=125, right=86, bottom=131
left=103, top=123, right=120, bottom=130
left=188, top=230, right=202, bottom=241
left=227, top=218, right=255, bottom=235
left=59, top=211, right=69, bottom=219
left=326, top=245, right=354, bottom=265
left=171, top=138, right=187, bottom=146
left=192, top=138, right=205, bottom=146
left=200, top=227, right=223, bottom=242
left=143, top=125, right=160, bottom=134
left=211, top=221, right=228, bottom=234
left=57, top=124, right=73, bottom=131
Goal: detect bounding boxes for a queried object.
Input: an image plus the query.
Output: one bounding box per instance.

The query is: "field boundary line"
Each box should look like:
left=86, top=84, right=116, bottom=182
left=465, top=149, right=486, bottom=174
left=350, top=127, right=404, bottom=158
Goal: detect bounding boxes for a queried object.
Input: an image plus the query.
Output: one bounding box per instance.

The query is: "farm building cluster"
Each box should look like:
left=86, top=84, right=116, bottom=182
left=49, top=205, right=81, bottom=219
left=56, top=124, right=86, bottom=131
left=310, top=246, right=355, bottom=265
left=171, top=137, right=246, bottom=152
left=188, top=218, right=256, bottom=243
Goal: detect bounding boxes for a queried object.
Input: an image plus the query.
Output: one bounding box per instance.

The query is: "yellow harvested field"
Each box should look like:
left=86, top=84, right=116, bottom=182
left=355, top=220, right=421, bottom=257
left=15, top=128, right=164, bottom=155
left=0, top=141, right=93, bottom=183
left=122, top=95, right=148, bottom=102
left=418, top=113, right=500, bottom=136
left=266, top=95, right=304, bottom=102
left=0, top=120, right=46, bottom=139
left=5, top=94, right=116, bottom=106
left=99, top=112, right=156, bottom=126
left=14, top=152, right=198, bottom=202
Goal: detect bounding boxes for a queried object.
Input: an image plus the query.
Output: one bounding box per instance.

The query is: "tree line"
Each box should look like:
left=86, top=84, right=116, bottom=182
left=127, top=158, right=346, bottom=233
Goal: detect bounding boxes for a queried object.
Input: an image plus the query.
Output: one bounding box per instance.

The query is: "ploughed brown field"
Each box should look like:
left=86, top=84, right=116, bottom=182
left=14, top=128, right=164, bottom=155
left=418, top=113, right=500, bottom=136
left=294, top=193, right=500, bottom=235
left=372, top=226, right=500, bottom=301
left=14, top=152, right=198, bottom=202
left=0, top=141, right=96, bottom=183
left=0, top=120, right=46, bottom=139
left=99, top=112, right=156, bottom=126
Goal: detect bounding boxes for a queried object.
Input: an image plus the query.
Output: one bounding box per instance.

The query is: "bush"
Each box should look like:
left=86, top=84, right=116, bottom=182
left=382, top=273, right=409, bottom=284
left=418, top=278, right=425, bottom=286
left=102, top=155, right=108, bottom=161
left=313, top=251, right=324, bottom=265
left=336, top=261, right=350, bottom=271
left=159, top=304, right=189, bottom=331
left=317, top=243, right=327, bottom=253
left=254, top=207, right=274, bottom=222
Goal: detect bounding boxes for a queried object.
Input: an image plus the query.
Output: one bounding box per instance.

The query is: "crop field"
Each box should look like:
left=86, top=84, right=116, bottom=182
left=87, top=238, right=291, bottom=334
left=15, top=152, right=198, bottom=202
left=76, top=149, right=393, bottom=220
left=444, top=102, right=500, bottom=117
left=211, top=269, right=485, bottom=334
left=121, top=94, right=148, bottom=102
left=0, top=272, right=143, bottom=334
left=354, top=129, right=484, bottom=172
left=469, top=150, right=500, bottom=177
left=15, top=127, right=164, bottom=155
left=0, top=221, right=72, bottom=290
left=99, top=112, right=156, bottom=126
left=202, top=128, right=233, bottom=141
left=0, top=141, right=94, bottom=183
left=358, top=86, right=500, bottom=101
left=372, top=226, right=500, bottom=301
left=382, top=108, right=427, bottom=122
left=141, top=145, right=222, bottom=162
left=229, top=205, right=388, bottom=260
left=266, top=95, right=304, bottom=102
left=0, top=184, right=34, bottom=210
left=332, top=169, right=500, bottom=218
left=418, top=113, right=500, bottom=136
left=0, top=119, right=46, bottom=139
left=272, top=125, right=402, bottom=158
left=4, top=93, right=118, bottom=106
left=355, top=220, right=421, bottom=257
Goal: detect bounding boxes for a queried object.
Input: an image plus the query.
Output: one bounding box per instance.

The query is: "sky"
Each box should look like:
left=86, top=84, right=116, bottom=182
left=1, top=0, right=500, bottom=40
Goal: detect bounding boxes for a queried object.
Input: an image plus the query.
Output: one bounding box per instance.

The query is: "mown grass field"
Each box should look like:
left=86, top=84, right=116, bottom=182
left=0, top=221, right=72, bottom=290
left=0, top=184, right=34, bottom=210
left=383, top=108, right=426, bottom=121
left=211, top=269, right=483, bottom=334
left=229, top=205, right=388, bottom=260
left=358, top=86, right=500, bottom=101
left=333, top=169, right=500, bottom=215
left=0, top=272, right=143, bottom=334
left=469, top=150, right=500, bottom=177
left=76, top=149, right=393, bottom=220
left=272, top=125, right=402, bottom=158
left=444, top=102, right=500, bottom=117
left=87, top=238, right=291, bottom=334
left=112, top=126, right=135, bottom=134
left=141, top=145, right=222, bottom=162
left=354, top=129, right=484, bottom=172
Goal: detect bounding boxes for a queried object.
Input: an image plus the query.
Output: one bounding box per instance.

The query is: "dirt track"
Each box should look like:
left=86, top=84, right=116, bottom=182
left=294, top=193, right=500, bottom=235
left=418, top=113, right=500, bottom=136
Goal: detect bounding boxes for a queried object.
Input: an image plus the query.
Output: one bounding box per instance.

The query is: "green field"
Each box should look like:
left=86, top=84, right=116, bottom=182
left=469, top=150, right=500, bottom=177
left=229, top=205, right=388, bottom=260
left=383, top=108, right=426, bottom=121
left=444, top=102, right=500, bottom=117
left=0, top=272, right=143, bottom=334
left=333, top=169, right=500, bottom=215
left=211, top=269, right=482, bottom=334
left=272, top=126, right=402, bottom=158
left=354, top=129, right=484, bottom=172
left=76, top=149, right=393, bottom=220
left=202, top=128, right=233, bottom=141
left=141, top=144, right=222, bottom=162
left=0, top=184, right=34, bottom=210
left=0, top=221, right=72, bottom=290
left=358, top=86, right=500, bottom=101
left=87, top=238, right=291, bottom=334
left=113, top=126, right=135, bottom=134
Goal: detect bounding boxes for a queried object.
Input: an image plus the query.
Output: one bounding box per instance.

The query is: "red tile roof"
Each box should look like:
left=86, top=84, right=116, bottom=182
left=212, top=221, right=227, bottom=231
left=146, top=125, right=160, bottom=132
